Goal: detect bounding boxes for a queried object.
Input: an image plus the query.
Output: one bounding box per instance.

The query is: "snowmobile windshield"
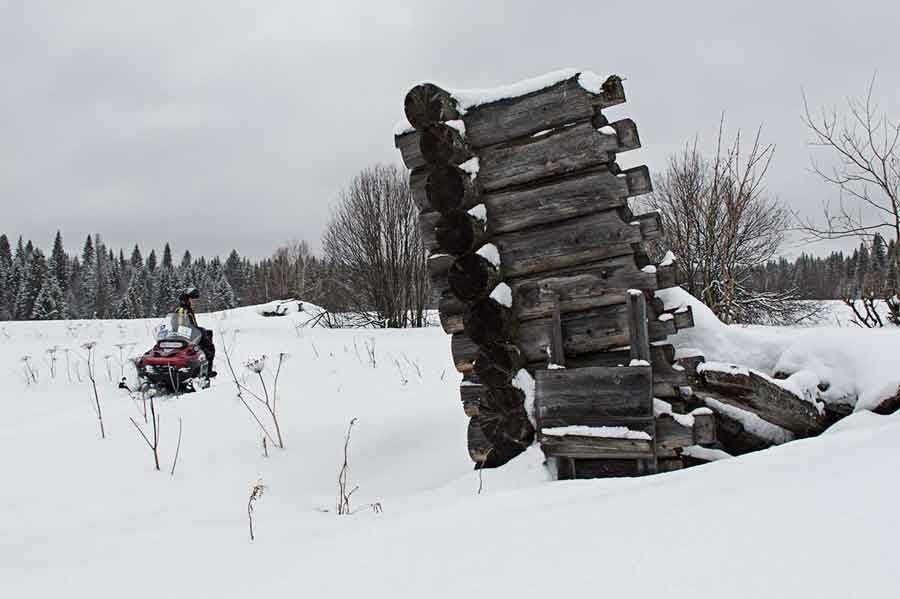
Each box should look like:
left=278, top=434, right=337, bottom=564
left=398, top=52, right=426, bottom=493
left=156, top=312, right=203, bottom=344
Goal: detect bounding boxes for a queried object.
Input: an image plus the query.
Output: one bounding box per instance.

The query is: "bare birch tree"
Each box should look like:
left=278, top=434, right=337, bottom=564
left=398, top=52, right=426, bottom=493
left=798, top=75, right=900, bottom=325
left=641, top=119, right=808, bottom=324
left=323, top=164, right=429, bottom=328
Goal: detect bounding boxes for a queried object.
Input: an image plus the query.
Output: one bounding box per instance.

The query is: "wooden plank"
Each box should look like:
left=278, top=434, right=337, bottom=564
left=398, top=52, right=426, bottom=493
left=656, top=262, right=679, bottom=289
left=535, top=366, right=653, bottom=426
left=633, top=211, right=663, bottom=242
left=627, top=291, right=651, bottom=362
left=558, top=457, right=650, bottom=479
left=494, top=209, right=643, bottom=278
left=546, top=290, right=565, bottom=367
left=541, top=434, right=654, bottom=459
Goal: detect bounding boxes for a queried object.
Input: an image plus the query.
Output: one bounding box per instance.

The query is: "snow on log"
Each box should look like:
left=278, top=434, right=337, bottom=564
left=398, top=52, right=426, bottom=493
left=401, top=71, right=626, bottom=148
left=697, top=365, right=827, bottom=436
left=492, top=209, right=643, bottom=278
left=698, top=392, right=795, bottom=455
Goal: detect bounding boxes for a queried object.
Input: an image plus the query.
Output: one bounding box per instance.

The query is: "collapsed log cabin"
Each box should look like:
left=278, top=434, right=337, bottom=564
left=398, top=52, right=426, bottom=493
left=395, top=68, right=715, bottom=478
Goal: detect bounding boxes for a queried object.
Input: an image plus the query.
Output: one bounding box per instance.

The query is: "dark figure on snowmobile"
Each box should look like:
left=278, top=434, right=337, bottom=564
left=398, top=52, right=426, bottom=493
left=175, top=287, right=216, bottom=377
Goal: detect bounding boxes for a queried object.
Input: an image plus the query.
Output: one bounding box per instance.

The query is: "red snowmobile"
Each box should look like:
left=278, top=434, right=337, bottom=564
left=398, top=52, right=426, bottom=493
left=134, top=312, right=211, bottom=393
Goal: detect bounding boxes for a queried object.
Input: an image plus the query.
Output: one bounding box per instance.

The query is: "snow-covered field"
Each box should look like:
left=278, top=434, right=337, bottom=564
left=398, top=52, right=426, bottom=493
left=2, top=303, right=900, bottom=598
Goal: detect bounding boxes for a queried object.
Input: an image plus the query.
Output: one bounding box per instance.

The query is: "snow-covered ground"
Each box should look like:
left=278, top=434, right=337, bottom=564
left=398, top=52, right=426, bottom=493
left=2, top=303, right=900, bottom=597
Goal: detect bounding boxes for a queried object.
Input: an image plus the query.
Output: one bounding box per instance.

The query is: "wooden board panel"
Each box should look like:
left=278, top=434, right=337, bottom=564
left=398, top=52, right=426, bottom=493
left=535, top=366, right=653, bottom=427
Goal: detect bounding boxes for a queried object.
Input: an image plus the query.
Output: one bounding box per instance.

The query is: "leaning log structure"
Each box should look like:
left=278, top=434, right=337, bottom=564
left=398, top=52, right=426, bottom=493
left=395, top=69, right=712, bottom=478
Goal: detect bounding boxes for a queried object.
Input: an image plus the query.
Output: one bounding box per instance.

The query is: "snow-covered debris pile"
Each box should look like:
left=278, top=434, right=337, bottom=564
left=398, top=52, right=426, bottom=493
left=659, top=286, right=900, bottom=455
left=661, top=286, right=900, bottom=415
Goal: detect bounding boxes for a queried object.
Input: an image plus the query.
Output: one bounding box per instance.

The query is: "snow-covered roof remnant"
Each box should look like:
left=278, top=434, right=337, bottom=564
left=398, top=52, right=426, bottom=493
left=541, top=425, right=652, bottom=440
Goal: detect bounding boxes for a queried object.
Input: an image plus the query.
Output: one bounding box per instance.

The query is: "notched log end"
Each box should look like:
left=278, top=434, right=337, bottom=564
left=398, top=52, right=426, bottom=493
left=610, top=118, right=641, bottom=152
left=623, top=165, right=652, bottom=197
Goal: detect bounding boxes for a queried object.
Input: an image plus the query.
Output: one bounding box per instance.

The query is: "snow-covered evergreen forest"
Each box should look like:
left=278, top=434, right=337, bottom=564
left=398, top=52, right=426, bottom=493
left=2, top=228, right=896, bottom=323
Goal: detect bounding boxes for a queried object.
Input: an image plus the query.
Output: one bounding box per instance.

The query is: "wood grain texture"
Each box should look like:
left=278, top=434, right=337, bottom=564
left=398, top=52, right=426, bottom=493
left=535, top=366, right=653, bottom=427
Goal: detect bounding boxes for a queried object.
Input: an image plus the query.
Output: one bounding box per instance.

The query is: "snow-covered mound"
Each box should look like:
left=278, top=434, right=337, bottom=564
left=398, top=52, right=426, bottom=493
left=2, top=304, right=900, bottom=597
left=659, top=287, right=900, bottom=412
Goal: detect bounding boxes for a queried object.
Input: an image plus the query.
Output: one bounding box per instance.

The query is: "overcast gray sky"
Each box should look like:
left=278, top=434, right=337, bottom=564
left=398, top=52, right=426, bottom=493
left=2, top=0, right=898, bottom=259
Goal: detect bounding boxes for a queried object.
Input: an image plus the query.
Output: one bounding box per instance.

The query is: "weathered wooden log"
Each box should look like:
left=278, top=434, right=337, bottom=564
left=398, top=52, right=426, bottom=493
left=672, top=306, right=694, bottom=330
left=545, top=290, right=565, bottom=367
left=508, top=253, right=656, bottom=294
left=633, top=211, right=663, bottom=242
left=697, top=391, right=786, bottom=456
left=655, top=412, right=716, bottom=455
left=403, top=73, right=626, bottom=148
left=698, top=367, right=828, bottom=436
left=438, top=292, right=467, bottom=335
left=450, top=334, right=479, bottom=373
left=434, top=210, right=487, bottom=255
left=540, top=433, right=654, bottom=460
left=460, top=377, right=482, bottom=417
left=447, top=253, right=501, bottom=302
left=482, top=167, right=628, bottom=234
left=514, top=304, right=676, bottom=363
left=395, top=130, right=424, bottom=170
left=419, top=122, right=473, bottom=166
left=628, top=291, right=651, bottom=362
left=624, top=165, right=652, bottom=197
left=494, top=209, right=643, bottom=278
left=427, top=252, right=454, bottom=294
left=476, top=385, right=534, bottom=466
left=425, top=164, right=481, bottom=213
left=514, top=274, right=649, bottom=321
left=404, top=83, right=460, bottom=130
left=556, top=457, right=652, bottom=479
left=656, top=262, right=679, bottom=289
left=552, top=344, right=688, bottom=388
left=535, top=366, right=653, bottom=427
left=464, top=296, right=518, bottom=346
left=478, top=119, right=640, bottom=191
left=409, top=167, right=431, bottom=211
left=473, top=342, right=525, bottom=387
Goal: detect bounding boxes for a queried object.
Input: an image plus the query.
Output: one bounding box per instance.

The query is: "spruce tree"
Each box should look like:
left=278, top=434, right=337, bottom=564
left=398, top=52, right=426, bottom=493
left=32, top=257, right=67, bottom=320
left=50, top=231, right=68, bottom=293
left=80, top=236, right=98, bottom=318
left=130, top=244, right=143, bottom=269
left=146, top=249, right=158, bottom=273
left=162, top=243, right=173, bottom=270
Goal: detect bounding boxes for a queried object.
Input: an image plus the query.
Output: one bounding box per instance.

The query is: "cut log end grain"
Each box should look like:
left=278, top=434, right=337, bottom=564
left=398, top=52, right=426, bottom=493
left=435, top=211, right=486, bottom=256
left=404, top=83, right=459, bottom=130
left=473, top=342, right=524, bottom=387
left=447, top=253, right=500, bottom=302
left=464, top=297, right=518, bottom=346
left=419, top=123, right=472, bottom=166
left=475, top=386, right=535, bottom=467
left=426, top=164, right=467, bottom=213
